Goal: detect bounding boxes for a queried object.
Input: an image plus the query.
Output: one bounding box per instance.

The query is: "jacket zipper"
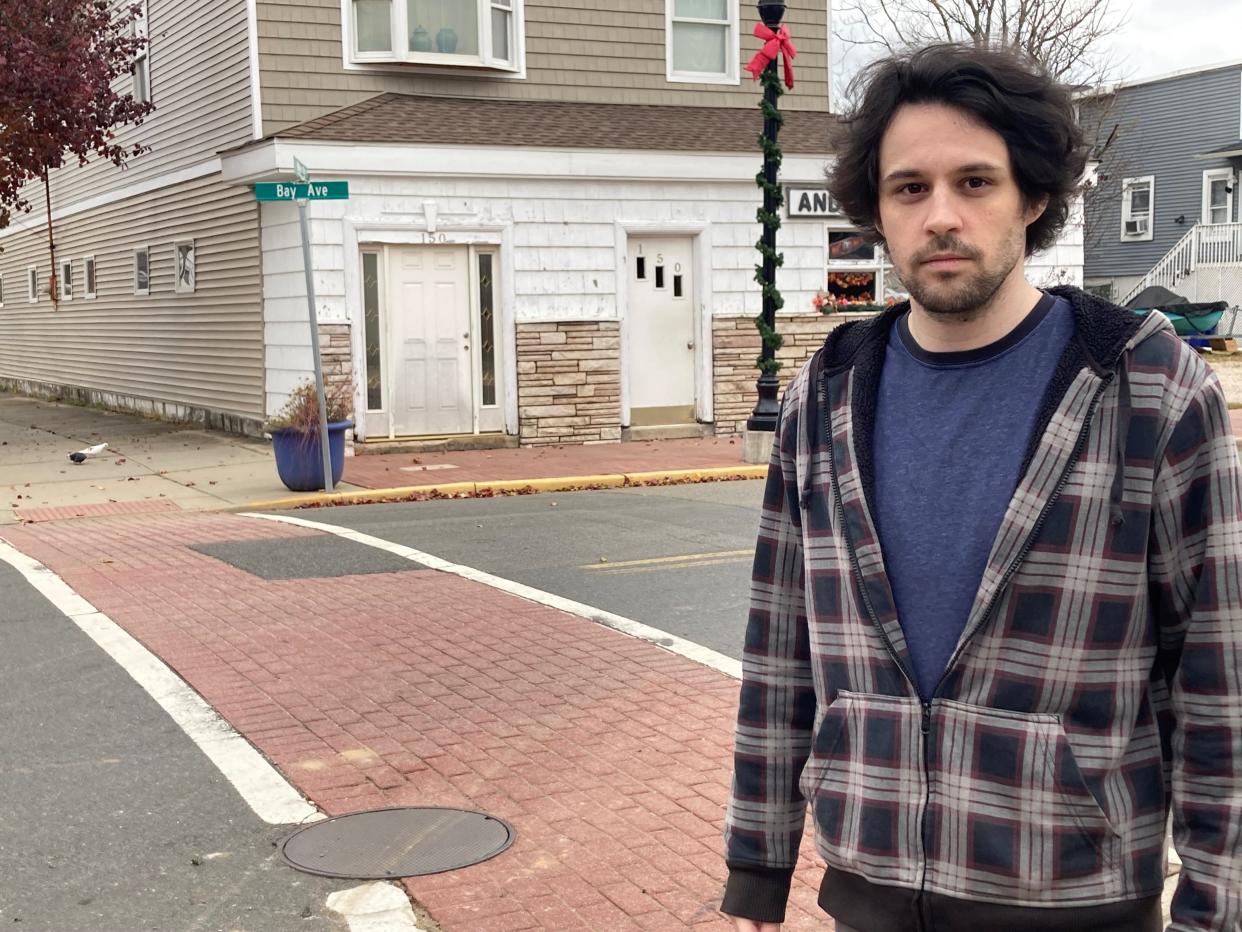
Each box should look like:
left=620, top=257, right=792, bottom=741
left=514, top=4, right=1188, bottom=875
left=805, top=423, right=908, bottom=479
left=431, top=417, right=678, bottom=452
left=820, top=364, right=1114, bottom=931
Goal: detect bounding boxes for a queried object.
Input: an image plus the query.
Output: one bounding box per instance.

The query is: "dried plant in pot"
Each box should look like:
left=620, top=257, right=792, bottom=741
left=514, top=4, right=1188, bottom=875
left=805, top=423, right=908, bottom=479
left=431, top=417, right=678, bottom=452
left=264, top=378, right=355, bottom=492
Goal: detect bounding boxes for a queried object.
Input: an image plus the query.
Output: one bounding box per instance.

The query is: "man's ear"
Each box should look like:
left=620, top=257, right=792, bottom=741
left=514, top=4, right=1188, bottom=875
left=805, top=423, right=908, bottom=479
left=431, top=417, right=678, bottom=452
left=1025, top=194, right=1050, bottom=226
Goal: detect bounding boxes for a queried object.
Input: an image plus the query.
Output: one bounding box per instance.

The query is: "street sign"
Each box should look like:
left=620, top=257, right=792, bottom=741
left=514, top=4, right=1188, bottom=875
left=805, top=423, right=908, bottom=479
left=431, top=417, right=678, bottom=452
left=254, top=181, right=349, bottom=201
left=292, top=157, right=309, bottom=183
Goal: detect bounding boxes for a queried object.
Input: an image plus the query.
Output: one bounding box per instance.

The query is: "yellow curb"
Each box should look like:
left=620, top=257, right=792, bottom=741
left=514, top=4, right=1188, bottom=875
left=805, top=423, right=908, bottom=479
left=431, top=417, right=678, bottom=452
left=625, top=466, right=768, bottom=483
left=479, top=475, right=628, bottom=494
left=244, top=481, right=478, bottom=511
left=243, top=465, right=766, bottom=512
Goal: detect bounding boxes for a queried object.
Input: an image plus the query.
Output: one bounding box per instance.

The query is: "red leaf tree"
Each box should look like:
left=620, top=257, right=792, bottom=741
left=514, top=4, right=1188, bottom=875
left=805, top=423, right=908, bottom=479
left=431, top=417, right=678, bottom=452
left=0, top=0, right=154, bottom=300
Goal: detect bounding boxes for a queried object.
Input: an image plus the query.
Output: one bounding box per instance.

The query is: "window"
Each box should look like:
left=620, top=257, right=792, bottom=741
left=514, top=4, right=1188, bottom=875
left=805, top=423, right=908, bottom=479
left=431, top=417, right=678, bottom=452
left=131, top=1, right=151, bottom=104
left=84, top=256, right=97, bottom=298
left=27, top=266, right=38, bottom=303
left=59, top=259, right=73, bottom=301
left=1203, top=168, right=1234, bottom=226
left=477, top=253, right=497, bottom=407
left=821, top=226, right=907, bottom=309
left=668, top=0, right=738, bottom=83
left=1121, top=176, right=1154, bottom=241
left=134, top=246, right=150, bottom=295
left=348, top=0, right=521, bottom=71
left=362, top=251, right=383, bottom=410
left=174, top=240, right=196, bottom=293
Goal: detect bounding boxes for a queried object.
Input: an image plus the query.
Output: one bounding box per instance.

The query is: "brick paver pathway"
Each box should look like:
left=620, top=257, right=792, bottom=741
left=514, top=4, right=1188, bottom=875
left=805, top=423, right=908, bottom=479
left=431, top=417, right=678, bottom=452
left=2, top=513, right=831, bottom=930
left=343, top=437, right=754, bottom=492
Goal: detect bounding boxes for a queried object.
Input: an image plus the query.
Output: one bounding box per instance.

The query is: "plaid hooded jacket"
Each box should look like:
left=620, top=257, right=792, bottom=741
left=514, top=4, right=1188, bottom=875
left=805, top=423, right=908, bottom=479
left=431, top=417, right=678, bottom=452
left=722, top=287, right=1242, bottom=931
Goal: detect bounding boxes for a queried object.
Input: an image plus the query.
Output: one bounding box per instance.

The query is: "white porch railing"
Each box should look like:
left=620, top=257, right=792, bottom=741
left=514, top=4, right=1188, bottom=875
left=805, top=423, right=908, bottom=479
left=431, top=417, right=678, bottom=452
left=1121, top=222, right=1242, bottom=306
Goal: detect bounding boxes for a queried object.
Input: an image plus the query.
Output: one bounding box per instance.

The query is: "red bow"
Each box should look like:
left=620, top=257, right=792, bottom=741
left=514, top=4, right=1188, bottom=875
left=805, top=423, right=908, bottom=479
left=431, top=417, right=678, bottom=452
left=745, top=22, right=796, bottom=89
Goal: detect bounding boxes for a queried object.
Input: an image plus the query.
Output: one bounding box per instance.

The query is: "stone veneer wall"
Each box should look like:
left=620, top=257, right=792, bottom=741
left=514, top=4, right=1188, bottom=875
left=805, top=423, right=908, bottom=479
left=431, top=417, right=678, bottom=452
left=712, top=312, right=875, bottom=437
left=517, top=321, right=622, bottom=446
left=318, top=323, right=355, bottom=415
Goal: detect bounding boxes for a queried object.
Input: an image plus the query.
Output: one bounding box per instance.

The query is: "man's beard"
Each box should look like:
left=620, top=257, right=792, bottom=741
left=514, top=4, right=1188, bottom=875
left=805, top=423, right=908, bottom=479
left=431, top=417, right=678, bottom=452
left=896, top=232, right=1024, bottom=320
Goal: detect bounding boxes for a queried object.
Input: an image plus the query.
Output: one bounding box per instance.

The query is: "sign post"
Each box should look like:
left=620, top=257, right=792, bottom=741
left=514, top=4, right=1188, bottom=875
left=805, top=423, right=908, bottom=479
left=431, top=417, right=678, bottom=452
left=254, top=175, right=350, bottom=492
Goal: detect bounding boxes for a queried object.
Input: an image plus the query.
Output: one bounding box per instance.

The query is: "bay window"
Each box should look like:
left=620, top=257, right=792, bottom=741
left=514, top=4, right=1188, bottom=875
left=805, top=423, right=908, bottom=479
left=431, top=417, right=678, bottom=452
left=348, top=0, right=521, bottom=71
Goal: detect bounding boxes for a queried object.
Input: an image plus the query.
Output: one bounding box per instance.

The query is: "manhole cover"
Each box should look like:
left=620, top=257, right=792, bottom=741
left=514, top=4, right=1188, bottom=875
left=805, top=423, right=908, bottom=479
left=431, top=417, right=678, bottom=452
left=280, top=807, right=515, bottom=879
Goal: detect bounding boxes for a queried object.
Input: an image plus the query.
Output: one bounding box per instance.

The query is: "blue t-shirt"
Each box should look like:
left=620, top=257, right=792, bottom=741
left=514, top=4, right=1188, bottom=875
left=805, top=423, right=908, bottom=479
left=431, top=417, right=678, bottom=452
left=872, top=292, right=1075, bottom=699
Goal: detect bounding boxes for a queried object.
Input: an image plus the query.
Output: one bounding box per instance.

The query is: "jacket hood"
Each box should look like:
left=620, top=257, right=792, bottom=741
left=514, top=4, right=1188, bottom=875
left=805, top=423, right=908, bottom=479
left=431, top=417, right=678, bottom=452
left=817, top=285, right=1158, bottom=376
left=809, top=284, right=1178, bottom=528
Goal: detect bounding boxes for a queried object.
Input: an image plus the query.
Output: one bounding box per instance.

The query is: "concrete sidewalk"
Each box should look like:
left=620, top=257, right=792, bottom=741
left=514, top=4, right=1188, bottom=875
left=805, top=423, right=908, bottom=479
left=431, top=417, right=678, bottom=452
left=0, top=393, right=757, bottom=525
left=4, top=390, right=1240, bottom=525
left=0, top=510, right=831, bottom=930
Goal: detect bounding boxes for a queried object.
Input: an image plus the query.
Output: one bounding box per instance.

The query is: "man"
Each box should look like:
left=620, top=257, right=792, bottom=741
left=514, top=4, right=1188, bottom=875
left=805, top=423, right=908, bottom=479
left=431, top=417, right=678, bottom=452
left=721, top=43, right=1242, bottom=932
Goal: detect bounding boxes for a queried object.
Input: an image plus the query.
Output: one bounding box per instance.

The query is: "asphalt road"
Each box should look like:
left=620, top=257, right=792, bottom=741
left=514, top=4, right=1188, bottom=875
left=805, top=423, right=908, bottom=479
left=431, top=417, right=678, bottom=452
left=0, top=559, right=351, bottom=932
left=271, top=479, right=766, bottom=660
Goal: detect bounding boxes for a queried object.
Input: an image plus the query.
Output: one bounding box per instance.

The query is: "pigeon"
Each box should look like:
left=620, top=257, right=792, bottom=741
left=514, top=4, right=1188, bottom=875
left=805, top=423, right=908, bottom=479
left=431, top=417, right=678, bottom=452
left=69, top=442, right=108, bottom=464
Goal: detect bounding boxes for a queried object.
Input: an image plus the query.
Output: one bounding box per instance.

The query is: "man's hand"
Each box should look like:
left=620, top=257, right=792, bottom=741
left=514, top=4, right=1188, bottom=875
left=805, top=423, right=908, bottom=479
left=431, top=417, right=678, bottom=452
left=728, top=917, right=781, bottom=932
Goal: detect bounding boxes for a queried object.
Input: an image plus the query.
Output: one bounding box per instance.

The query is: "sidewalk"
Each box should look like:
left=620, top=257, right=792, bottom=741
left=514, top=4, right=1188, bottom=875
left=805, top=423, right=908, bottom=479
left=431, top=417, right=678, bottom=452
left=0, top=393, right=758, bottom=525
left=0, top=509, right=830, bottom=930
left=4, top=390, right=1241, bottom=525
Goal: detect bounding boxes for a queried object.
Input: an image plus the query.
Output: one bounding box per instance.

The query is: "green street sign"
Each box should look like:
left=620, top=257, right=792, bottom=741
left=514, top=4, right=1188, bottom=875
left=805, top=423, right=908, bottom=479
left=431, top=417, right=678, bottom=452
left=292, top=157, right=309, bottom=183
left=254, top=181, right=349, bottom=201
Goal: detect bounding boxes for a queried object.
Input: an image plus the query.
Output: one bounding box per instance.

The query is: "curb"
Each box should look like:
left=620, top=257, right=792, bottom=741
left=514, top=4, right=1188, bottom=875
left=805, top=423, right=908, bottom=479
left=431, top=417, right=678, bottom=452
left=243, top=465, right=768, bottom=512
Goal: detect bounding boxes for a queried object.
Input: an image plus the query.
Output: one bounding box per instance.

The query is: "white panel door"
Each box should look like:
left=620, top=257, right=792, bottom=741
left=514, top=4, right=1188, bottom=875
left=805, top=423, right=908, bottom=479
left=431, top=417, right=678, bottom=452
left=390, top=245, right=473, bottom=436
left=628, top=236, right=696, bottom=423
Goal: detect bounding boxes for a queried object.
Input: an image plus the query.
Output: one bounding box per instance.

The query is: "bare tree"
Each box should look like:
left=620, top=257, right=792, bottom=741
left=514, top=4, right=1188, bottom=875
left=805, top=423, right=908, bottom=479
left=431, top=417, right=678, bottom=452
left=834, top=0, right=1130, bottom=98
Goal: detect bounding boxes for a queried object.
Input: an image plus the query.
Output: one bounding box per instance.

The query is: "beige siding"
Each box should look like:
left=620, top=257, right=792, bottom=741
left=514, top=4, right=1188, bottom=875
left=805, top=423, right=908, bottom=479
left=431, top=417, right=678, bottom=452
left=0, top=175, right=264, bottom=419
left=258, top=0, right=829, bottom=132
left=22, top=0, right=254, bottom=212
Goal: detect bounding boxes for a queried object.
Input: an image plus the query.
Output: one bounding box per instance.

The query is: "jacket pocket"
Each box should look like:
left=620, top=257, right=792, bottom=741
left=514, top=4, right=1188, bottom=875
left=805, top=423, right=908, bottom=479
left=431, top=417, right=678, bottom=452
left=926, top=699, right=1121, bottom=904
left=799, top=690, right=924, bottom=888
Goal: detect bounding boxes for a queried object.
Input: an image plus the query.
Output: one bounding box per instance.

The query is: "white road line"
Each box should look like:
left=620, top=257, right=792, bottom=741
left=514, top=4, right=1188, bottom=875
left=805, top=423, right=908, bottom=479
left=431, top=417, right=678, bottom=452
left=326, top=883, right=427, bottom=931
left=0, top=539, right=324, bottom=826
left=241, top=512, right=744, bottom=681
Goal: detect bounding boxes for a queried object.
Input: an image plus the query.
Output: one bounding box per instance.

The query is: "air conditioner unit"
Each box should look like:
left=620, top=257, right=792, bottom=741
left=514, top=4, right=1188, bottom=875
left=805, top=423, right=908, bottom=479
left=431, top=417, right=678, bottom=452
left=1125, top=217, right=1149, bottom=236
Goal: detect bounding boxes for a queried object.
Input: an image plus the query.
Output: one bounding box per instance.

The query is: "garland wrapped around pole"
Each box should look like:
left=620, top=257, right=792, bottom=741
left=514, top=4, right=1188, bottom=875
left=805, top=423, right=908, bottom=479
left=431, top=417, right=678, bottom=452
left=745, top=5, right=795, bottom=432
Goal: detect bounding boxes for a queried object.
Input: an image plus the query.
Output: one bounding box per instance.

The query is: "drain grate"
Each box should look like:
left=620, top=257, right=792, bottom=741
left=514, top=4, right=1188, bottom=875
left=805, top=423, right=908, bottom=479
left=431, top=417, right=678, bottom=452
left=280, top=807, right=515, bottom=879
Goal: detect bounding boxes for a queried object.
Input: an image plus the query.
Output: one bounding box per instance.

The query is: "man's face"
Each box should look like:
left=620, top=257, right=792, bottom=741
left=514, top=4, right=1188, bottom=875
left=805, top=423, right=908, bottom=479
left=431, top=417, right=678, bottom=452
left=875, top=103, right=1045, bottom=318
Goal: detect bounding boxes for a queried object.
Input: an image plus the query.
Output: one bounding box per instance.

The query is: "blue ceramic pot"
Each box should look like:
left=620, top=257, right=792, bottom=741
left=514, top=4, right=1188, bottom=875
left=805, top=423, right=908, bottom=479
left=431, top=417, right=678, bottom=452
left=436, top=26, right=458, bottom=53
left=271, top=420, right=353, bottom=492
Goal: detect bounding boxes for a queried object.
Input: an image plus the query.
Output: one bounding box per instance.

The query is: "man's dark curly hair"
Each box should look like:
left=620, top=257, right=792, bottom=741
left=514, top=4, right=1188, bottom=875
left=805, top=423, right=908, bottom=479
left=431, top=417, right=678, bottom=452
left=827, top=43, right=1088, bottom=256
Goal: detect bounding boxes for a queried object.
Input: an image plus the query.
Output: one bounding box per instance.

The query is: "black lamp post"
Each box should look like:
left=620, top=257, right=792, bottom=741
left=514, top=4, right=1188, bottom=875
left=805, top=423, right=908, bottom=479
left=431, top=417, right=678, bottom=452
left=746, top=0, right=787, bottom=433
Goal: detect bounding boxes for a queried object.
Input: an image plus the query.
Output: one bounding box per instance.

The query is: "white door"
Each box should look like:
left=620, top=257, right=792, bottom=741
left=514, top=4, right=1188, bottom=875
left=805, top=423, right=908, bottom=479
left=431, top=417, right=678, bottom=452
left=390, top=245, right=473, bottom=436
left=628, top=236, right=696, bottom=426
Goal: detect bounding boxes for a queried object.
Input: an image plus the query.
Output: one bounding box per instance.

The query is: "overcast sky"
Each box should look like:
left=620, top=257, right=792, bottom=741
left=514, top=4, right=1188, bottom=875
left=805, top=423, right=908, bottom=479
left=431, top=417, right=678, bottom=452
left=831, top=0, right=1242, bottom=96
left=1098, top=0, right=1239, bottom=82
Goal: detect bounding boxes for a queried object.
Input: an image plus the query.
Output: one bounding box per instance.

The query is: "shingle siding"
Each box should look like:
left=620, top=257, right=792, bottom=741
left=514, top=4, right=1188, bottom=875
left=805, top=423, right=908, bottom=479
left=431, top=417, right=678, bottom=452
left=257, top=0, right=830, bottom=133
left=1083, top=64, right=1242, bottom=280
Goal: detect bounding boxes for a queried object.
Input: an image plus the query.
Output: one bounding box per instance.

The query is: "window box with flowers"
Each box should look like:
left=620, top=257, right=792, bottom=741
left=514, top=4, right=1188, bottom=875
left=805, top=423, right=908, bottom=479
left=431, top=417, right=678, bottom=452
left=816, top=227, right=908, bottom=313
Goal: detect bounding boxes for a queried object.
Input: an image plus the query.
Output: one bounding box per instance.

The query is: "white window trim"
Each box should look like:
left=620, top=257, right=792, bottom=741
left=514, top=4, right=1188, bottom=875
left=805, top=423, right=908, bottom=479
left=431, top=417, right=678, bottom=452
left=666, top=0, right=741, bottom=85
left=27, top=266, right=39, bottom=303
left=132, top=0, right=151, bottom=104
left=1120, top=175, right=1155, bottom=242
left=0, top=272, right=5, bottom=308
left=133, top=246, right=150, bottom=296
left=174, top=239, right=196, bottom=294
left=1202, top=167, right=1235, bottom=226
left=83, top=256, right=97, bottom=299
left=58, top=259, right=73, bottom=302
left=342, top=0, right=526, bottom=76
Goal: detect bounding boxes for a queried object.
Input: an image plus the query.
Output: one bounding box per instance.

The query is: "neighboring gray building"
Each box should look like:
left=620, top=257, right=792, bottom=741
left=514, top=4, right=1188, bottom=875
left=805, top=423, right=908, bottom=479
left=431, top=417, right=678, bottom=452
left=1080, top=60, right=1242, bottom=306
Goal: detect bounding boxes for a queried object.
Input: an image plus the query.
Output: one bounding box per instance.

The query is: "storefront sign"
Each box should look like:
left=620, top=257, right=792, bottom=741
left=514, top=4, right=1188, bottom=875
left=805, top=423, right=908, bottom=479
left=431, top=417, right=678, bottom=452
left=787, top=187, right=841, bottom=218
